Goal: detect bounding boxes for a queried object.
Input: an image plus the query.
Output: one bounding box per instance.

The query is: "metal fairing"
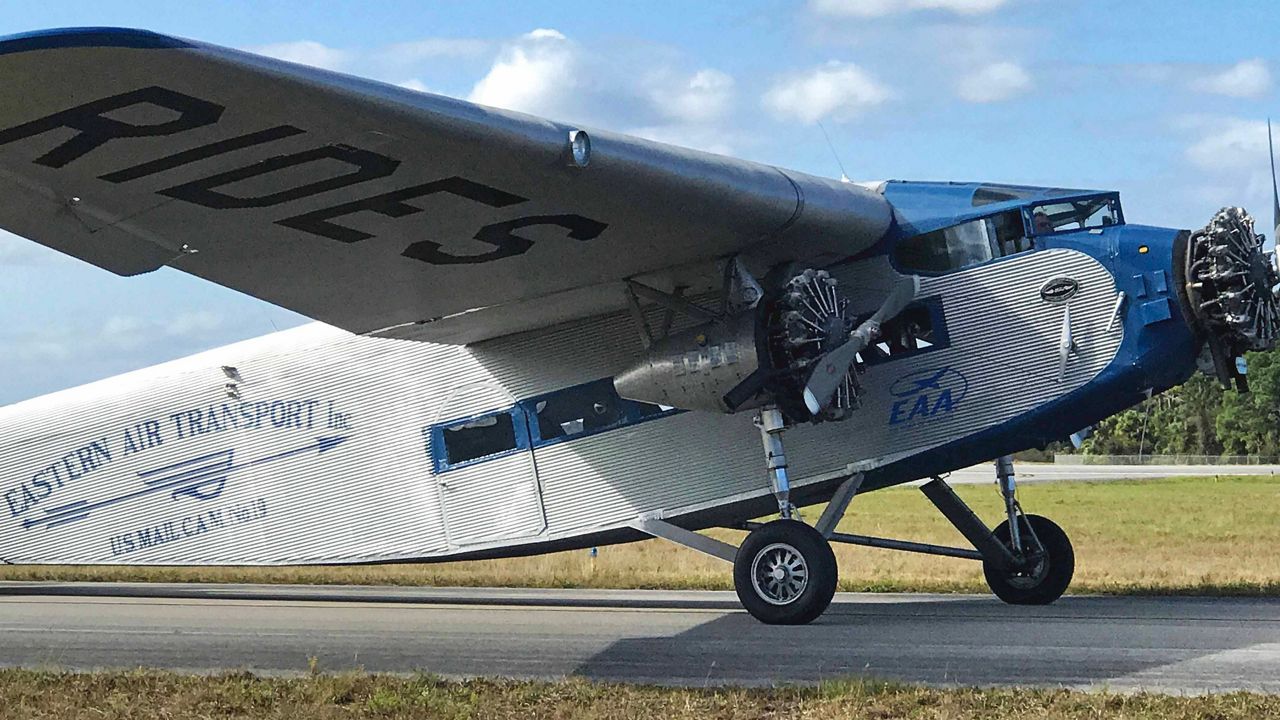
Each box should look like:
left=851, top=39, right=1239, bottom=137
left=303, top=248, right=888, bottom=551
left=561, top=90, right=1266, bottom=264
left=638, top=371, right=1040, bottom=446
left=0, top=241, right=1125, bottom=565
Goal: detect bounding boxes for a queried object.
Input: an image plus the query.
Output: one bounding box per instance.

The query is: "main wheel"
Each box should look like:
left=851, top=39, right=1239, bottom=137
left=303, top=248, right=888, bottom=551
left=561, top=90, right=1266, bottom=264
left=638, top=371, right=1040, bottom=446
left=734, top=519, right=837, bottom=625
left=983, top=514, right=1074, bottom=605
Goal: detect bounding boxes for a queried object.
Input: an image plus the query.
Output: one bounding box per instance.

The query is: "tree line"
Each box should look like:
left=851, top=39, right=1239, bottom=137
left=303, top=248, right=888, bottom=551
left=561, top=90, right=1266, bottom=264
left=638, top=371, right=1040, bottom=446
left=1080, top=349, right=1280, bottom=457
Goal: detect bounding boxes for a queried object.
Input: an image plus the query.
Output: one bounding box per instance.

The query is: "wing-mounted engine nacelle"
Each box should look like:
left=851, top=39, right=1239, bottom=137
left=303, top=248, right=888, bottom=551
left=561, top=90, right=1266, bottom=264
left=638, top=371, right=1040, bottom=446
left=613, top=270, right=860, bottom=422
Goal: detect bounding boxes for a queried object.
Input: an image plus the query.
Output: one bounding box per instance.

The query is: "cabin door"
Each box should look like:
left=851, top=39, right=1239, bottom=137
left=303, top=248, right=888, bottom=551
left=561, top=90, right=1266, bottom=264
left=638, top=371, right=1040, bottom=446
left=430, top=382, right=546, bottom=548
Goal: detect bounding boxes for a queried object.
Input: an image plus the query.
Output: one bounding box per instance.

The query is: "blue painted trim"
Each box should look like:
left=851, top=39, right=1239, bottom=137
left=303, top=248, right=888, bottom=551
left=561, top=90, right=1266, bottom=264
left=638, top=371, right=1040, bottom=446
left=428, top=407, right=531, bottom=474
left=426, top=378, right=683, bottom=473
left=0, top=27, right=193, bottom=56
left=864, top=222, right=1199, bottom=493
left=520, top=378, right=681, bottom=450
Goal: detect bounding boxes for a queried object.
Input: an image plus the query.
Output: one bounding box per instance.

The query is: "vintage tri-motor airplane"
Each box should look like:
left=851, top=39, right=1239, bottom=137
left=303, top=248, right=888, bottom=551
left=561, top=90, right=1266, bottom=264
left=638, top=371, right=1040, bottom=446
left=1, top=28, right=1276, bottom=624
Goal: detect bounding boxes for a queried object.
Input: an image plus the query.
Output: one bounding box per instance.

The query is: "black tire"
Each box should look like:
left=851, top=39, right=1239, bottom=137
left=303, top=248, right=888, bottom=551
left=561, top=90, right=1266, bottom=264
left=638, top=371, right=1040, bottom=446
left=733, top=519, right=837, bottom=625
left=983, top=514, right=1074, bottom=605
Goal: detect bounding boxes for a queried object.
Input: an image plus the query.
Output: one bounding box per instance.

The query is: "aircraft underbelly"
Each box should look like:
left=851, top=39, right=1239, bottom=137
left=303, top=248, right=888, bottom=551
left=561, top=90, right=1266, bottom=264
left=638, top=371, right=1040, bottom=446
left=0, top=250, right=1120, bottom=565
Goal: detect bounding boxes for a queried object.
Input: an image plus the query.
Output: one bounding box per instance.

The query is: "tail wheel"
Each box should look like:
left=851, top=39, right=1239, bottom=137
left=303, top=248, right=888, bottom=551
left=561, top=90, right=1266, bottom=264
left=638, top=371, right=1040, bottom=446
left=734, top=519, right=837, bottom=624
left=983, top=514, right=1074, bottom=605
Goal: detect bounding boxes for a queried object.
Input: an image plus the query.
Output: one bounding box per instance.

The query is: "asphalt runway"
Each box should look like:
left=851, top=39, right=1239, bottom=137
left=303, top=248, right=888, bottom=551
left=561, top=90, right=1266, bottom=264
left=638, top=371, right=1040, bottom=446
left=2, top=583, right=1279, bottom=693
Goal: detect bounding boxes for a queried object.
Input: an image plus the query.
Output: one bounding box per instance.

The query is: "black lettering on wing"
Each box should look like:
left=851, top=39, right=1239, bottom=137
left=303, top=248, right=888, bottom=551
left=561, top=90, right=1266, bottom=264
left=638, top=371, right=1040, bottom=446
left=160, top=144, right=400, bottom=209
left=0, top=86, right=223, bottom=168
left=277, top=177, right=527, bottom=243
left=402, top=214, right=609, bottom=265
left=100, top=125, right=306, bottom=183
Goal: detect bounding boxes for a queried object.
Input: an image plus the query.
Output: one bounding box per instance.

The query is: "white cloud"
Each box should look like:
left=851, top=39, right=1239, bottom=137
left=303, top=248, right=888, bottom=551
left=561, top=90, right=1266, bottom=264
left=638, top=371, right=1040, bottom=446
left=165, top=311, right=225, bottom=338
left=100, top=316, right=148, bottom=351
left=624, top=125, right=739, bottom=156
left=377, top=38, right=491, bottom=65
left=467, top=29, right=576, bottom=117
left=763, top=62, right=890, bottom=124
left=653, top=69, right=735, bottom=124
left=526, top=28, right=567, bottom=41
left=1184, top=117, right=1269, bottom=173
left=1191, top=59, right=1272, bottom=99
left=397, top=79, right=432, bottom=93
left=246, top=40, right=352, bottom=71
left=464, top=28, right=739, bottom=152
left=95, top=312, right=224, bottom=352
left=2, top=334, right=72, bottom=363
left=956, top=61, right=1032, bottom=103
left=809, top=0, right=1011, bottom=17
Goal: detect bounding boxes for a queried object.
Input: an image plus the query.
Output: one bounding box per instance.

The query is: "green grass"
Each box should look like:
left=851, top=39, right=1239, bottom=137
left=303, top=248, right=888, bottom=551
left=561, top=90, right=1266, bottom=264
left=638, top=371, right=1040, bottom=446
left=2, top=669, right=1279, bottom=720
left=4, top=475, right=1280, bottom=596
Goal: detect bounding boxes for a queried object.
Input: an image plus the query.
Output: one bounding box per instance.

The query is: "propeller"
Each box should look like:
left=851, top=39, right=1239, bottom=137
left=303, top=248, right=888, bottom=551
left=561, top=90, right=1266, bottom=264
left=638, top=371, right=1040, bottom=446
left=1270, top=119, right=1279, bottom=245
left=802, top=274, right=919, bottom=415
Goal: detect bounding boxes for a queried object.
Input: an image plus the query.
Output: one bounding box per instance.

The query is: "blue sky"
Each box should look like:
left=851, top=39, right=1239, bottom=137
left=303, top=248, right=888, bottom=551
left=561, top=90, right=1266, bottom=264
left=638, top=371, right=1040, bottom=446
left=1, top=0, right=1278, bottom=405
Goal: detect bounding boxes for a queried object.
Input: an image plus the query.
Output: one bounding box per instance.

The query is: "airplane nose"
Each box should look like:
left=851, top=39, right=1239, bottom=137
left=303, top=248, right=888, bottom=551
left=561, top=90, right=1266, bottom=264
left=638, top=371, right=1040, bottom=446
left=1178, top=207, right=1280, bottom=379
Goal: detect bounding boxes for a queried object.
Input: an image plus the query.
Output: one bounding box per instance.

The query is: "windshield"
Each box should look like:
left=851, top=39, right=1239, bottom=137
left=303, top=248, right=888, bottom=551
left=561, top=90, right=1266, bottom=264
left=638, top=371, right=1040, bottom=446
left=1030, top=196, right=1121, bottom=235
left=892, top=209, right=1026, bottom=274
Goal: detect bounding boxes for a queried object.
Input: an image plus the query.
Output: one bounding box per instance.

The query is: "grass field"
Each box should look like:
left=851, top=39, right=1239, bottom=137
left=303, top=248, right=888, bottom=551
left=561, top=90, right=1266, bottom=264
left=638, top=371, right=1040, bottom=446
left=3, top=670, right=1278, bottom=720
left=3, top=475, right=1279, bottom=595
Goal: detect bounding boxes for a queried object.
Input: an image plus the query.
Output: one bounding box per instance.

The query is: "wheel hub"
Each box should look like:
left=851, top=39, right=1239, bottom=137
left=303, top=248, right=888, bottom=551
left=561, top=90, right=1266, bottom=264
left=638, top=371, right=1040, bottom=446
left=750, top=542, right=809, bottom=606
left=1005, top=552, right=1049, bottom=590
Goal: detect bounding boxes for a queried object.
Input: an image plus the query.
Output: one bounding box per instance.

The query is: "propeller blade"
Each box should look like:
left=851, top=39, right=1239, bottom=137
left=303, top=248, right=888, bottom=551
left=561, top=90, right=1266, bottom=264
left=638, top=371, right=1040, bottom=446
left=803, top=275, right=919, bottom=415
left=1270, top=118, right=1279, bottom=242
left=802, top=334, right=870, bottom=416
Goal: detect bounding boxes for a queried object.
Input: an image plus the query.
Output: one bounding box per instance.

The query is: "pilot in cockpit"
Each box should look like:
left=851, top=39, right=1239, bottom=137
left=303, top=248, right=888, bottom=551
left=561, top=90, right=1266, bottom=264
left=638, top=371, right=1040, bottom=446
left=1033, top=211, right=1054, bottom=234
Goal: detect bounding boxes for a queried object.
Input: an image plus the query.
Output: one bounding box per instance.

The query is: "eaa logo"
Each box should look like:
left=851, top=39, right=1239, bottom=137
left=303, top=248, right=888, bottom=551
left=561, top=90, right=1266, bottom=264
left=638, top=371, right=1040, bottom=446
left=888, top=367, right=968, bottom=426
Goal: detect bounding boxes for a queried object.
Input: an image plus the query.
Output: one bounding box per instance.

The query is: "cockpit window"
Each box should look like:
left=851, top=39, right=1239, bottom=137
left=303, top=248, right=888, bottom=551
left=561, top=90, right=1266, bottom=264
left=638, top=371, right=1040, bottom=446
left=1030, top=196, right=1121, bottom=235
left=893, top=210, right=1027, bottom=274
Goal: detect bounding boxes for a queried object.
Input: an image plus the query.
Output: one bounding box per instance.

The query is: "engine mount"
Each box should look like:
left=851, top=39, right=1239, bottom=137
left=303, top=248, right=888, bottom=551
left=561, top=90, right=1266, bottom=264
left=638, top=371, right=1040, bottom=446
left=613, top=268, right=863, bottom=421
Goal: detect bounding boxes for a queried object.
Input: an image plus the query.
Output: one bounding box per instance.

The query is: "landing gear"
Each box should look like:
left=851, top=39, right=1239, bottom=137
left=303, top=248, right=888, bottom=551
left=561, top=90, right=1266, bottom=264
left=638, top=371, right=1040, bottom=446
left=732, top=406, right=840, bottom=624
left=631, top=449, right=1075, bottom=625
left=734, top=519, right=837, bottom=625
left=984, top=514, right=1074, bottom=604
left=981, top=457, right=1074, bottom=605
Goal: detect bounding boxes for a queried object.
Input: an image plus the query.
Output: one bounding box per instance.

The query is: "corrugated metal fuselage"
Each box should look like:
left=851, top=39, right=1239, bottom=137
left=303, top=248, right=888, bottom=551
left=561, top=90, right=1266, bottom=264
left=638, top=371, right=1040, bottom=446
left=0, top=224, right=1197, bottom=565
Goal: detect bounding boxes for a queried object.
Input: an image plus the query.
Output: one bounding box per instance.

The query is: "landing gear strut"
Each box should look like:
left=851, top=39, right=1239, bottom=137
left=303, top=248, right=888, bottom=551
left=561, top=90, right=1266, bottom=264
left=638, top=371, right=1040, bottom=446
left=631, top=450, right=1074, bottom=625
left=733, top=406, right=839, bottom=624
left=982, top=457, right=1075, bottom=605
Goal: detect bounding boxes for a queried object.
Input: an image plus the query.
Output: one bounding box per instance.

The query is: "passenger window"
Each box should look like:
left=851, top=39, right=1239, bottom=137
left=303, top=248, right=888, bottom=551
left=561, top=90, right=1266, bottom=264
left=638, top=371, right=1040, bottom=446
left=893, top=210, right=1027, bottom=273
left=531, top=380, right=628, bottom=440
left=521, top=378, right=679, bottom=447
left=442, top=413, right=517, bottom=465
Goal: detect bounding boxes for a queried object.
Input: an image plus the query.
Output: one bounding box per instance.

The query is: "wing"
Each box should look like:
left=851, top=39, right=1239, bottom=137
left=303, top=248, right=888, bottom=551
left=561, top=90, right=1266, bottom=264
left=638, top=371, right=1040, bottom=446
left=0, top=28, right=892, bottom=342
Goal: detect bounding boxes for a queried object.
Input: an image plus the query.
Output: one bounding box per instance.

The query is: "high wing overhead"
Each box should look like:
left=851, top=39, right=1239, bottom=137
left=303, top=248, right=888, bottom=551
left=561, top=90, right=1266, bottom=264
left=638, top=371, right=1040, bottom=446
left=0, top=28, right=892, bottom=343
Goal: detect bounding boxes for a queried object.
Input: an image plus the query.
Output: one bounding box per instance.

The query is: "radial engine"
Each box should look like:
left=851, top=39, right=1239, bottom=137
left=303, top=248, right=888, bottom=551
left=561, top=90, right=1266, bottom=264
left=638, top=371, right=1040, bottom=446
left=1181, top=207, right=1280, bottom=388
